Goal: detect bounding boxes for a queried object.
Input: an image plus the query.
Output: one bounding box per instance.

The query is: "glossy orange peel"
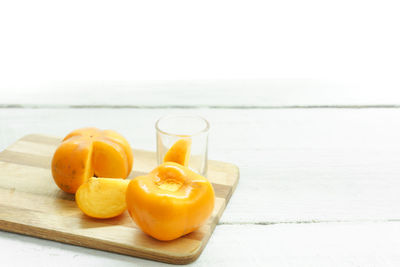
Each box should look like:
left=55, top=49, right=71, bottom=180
left=51, top=127, right=133, bottom=193
left=126, top=162, right=215, bottom=241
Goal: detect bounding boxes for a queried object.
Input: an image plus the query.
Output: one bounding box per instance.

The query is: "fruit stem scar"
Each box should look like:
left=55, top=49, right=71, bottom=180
left=156, top=179, right=183, bottom=192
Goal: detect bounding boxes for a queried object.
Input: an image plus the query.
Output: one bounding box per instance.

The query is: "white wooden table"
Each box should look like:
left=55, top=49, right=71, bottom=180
left=1, top=81, right=400, bottom=266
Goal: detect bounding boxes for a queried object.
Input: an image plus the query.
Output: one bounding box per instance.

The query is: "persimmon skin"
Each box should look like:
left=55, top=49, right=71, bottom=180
left=126, top=162, right=215, bottom=241
left=51, top=136, right=94, bottom=194
left=76, top=177, right=130, bottom=219
left=63, top=127, right=101, bottom=141
left=163, top=139, right=192, bottom=167
left=51, top=127, right=133, bottom=194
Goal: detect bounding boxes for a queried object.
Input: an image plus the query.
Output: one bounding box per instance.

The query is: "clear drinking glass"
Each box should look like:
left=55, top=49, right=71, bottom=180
left=156, top=115, right=210, bottom=176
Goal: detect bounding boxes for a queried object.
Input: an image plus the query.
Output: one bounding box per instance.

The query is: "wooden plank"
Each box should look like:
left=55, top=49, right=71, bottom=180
left=1, top=108, right=400, bottom=224
left=1, top=80, right=400, bottom=107
left=2, top=222, right=400, bottom=267
left=201, top=222, right=400, bottom=267
left=0, top=135, right=239, bottom=264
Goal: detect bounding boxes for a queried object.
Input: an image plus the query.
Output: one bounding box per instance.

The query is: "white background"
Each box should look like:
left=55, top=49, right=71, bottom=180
left=1, top=0, right=400, bottom=93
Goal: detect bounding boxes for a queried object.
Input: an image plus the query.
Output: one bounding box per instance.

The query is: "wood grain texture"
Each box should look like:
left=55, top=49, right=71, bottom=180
left=2, top=221, right=400, bottom=267
left=200, top=222, right=400, bottom=267
left=1, top=108, right=400, bottom=224
left=0, top=134, right=239, bottom=264
left=1, top=107, right=400, bottom=266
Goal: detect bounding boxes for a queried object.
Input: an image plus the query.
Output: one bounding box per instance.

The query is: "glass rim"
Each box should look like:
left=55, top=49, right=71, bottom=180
left=155, top=115, right=210, bottom=137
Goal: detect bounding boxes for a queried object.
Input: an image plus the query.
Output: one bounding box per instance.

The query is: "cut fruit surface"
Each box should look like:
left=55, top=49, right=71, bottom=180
left=92, top=139, right=129, bottom=178
left=76, top=177, right=130, bottom=219
left=102, top=129, right=134, bottom=174
left=163, top=139, right=192, bottom=166
left=51, top=127, right=133, bottom=193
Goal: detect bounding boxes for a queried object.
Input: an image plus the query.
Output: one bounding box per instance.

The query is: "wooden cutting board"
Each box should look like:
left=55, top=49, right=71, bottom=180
left=0, top=134, right=239, bottom=264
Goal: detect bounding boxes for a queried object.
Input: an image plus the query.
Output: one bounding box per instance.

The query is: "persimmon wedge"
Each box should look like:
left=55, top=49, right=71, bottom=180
left=163, top=138, right=191, bottom=166
left=51, top=127, right=133, bottom=194
left=76, top=177, right=130, bottom=219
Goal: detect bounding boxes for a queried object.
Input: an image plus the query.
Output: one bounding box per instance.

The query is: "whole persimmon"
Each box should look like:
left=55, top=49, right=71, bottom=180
left=126, top=162, right=215, bottom=241
left=51, top=127, right=133, bottom=193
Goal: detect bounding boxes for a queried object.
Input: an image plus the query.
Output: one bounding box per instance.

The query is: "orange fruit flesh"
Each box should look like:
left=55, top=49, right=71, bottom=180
left=52, top=127, right=133, bottom=194
left=92, top=139, right=129, bottom=178
left=102, top=129, right=134, bottom=174
left=163, top=139, right=192, bottom=166
left=76, top=177, right=130, bottom=219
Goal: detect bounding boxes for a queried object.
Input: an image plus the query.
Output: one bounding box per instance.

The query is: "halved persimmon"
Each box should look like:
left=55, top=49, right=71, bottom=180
left=126, top=162, right=215, bottom=241
left=51, top=127, right=133, bottom=193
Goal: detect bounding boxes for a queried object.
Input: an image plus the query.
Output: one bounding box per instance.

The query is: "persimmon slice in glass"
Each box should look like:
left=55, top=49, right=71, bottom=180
left=163, top=139, right=191, bottom=166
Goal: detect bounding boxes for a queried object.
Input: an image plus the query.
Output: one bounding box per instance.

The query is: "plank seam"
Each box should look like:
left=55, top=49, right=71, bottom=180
left=218, top=219, right=400, bottom=226
left=1, top=104, right=400, bottom=109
